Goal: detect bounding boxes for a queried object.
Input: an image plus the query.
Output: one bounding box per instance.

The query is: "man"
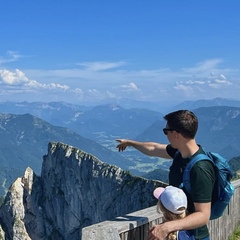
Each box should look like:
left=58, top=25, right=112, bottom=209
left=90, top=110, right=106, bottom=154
left=116, top=110, right=216, bottom=240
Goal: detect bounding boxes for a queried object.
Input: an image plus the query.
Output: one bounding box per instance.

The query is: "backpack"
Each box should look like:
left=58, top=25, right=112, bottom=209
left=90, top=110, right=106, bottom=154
left=180, top=151, right=235, bottom=220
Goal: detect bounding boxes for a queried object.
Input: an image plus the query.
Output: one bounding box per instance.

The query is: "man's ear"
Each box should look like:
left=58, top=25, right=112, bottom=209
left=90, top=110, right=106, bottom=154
left=173, top=130, right=180, bottom=139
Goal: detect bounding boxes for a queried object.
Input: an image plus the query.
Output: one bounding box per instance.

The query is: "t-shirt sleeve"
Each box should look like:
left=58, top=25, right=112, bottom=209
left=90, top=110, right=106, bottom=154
left=190, top=160, right=215, bottom=203
left=166, top=144, right=178, bottom=158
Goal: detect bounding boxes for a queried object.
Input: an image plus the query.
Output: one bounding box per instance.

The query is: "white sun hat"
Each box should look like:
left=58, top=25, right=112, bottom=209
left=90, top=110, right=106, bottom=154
left=153, top=186, right=187, bottom=214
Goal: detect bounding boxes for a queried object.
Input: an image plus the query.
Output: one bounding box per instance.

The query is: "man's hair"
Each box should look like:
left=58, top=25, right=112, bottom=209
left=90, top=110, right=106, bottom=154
left=164, top=110, right=198, bottom=139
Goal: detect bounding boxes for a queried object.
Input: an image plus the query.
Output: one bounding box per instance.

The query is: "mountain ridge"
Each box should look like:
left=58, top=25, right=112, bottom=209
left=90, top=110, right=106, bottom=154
left=0, top=113, right=134, bottom=195
left=0, top=142, right=166, bottom=240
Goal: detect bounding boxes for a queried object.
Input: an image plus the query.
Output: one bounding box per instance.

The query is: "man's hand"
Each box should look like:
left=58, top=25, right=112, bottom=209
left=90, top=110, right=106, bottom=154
left=147, top=224, right=169, bottom=240
left=116, top=139, right=129, bottom=152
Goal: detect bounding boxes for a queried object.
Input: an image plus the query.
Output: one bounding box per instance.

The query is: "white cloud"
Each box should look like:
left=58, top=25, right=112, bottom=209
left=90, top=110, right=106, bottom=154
left=106, top=90, right=116, bottom=98
left=0, top=69, right=70, bottom=92
left=1, top=58, right=240, bottom=104
left=46, top=83, right=70, bottom=90
left=175, top=72, right=233, bottom=95
left=219, top=74, right=226, bottom=80
left=0, top=51, right=23, bottom=65
left=77, top=61, right=126, bottom=71
left=207, top=73, right=232, bottom=89
left=0, top=69, right=29, bottom=85
left=174, top=84, right=192, bottom=91
left=120, top=82, right=139, bottom=91
left=183, top=58, right=223, bottom=74
left=72, top=88, right=84, bottom=95
left=185, top=80, right=205, bottom=85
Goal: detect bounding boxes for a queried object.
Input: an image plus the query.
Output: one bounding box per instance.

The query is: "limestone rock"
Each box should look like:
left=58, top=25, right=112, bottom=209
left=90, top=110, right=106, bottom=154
left=0, top=142, right=166, bottom=240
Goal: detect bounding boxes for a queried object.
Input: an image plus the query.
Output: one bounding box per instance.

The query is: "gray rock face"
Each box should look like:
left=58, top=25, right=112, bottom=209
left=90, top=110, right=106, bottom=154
left=0, top=142, right=166, bottom=240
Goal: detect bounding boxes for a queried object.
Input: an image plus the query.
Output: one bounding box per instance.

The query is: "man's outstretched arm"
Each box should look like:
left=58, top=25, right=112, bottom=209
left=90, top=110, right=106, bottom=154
left=116, top=139, right=171, bottom=159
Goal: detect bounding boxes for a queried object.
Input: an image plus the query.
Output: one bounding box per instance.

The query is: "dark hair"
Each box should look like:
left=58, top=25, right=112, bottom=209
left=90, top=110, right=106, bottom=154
left=164, top=110, right=198, bottom=139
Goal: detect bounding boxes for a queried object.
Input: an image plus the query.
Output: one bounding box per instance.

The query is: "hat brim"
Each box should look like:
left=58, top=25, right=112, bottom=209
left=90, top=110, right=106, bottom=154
left=153, top=187, right=165, bottom=200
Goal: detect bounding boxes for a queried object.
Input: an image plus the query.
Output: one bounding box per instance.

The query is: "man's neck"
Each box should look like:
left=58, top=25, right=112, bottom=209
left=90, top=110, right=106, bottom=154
left=178, top=139, right=199, bottom=159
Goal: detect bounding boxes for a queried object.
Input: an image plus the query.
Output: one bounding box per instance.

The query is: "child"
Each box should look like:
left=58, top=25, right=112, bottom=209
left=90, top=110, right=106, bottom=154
left=153, top=186, right=195, bottom=240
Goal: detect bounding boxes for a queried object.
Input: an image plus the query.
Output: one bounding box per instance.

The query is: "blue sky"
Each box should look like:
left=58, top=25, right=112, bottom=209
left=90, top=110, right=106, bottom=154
left=0, top=1, right=240, bottom=106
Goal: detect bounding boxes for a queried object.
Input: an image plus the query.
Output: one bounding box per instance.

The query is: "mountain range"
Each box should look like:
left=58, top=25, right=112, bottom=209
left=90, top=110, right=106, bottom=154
left=0, top=98, right=240, bottom=196
left=172, top=97, right=240, bottom=111
left=136, top=106, right=240, bottom=160
left=0, top=113, right=135, bottom=195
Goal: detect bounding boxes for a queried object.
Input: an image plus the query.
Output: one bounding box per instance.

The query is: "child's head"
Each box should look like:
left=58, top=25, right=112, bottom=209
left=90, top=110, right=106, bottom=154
left=153, top=186, right=188, bottom=221
left=153, top=186, right=188, bottom=240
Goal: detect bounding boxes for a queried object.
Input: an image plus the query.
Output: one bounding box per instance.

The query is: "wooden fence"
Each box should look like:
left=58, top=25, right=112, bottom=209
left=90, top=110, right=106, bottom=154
left=82, top=179, right=240, bottom=240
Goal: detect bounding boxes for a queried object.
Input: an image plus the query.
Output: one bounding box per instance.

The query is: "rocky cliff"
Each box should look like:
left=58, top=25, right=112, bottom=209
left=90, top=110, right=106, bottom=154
left=0, top=142, right=166, bottom=240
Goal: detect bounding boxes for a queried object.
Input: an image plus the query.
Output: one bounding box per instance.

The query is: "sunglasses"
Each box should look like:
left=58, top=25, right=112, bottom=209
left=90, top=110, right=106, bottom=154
left=163, top=128, right=179, bottom=135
